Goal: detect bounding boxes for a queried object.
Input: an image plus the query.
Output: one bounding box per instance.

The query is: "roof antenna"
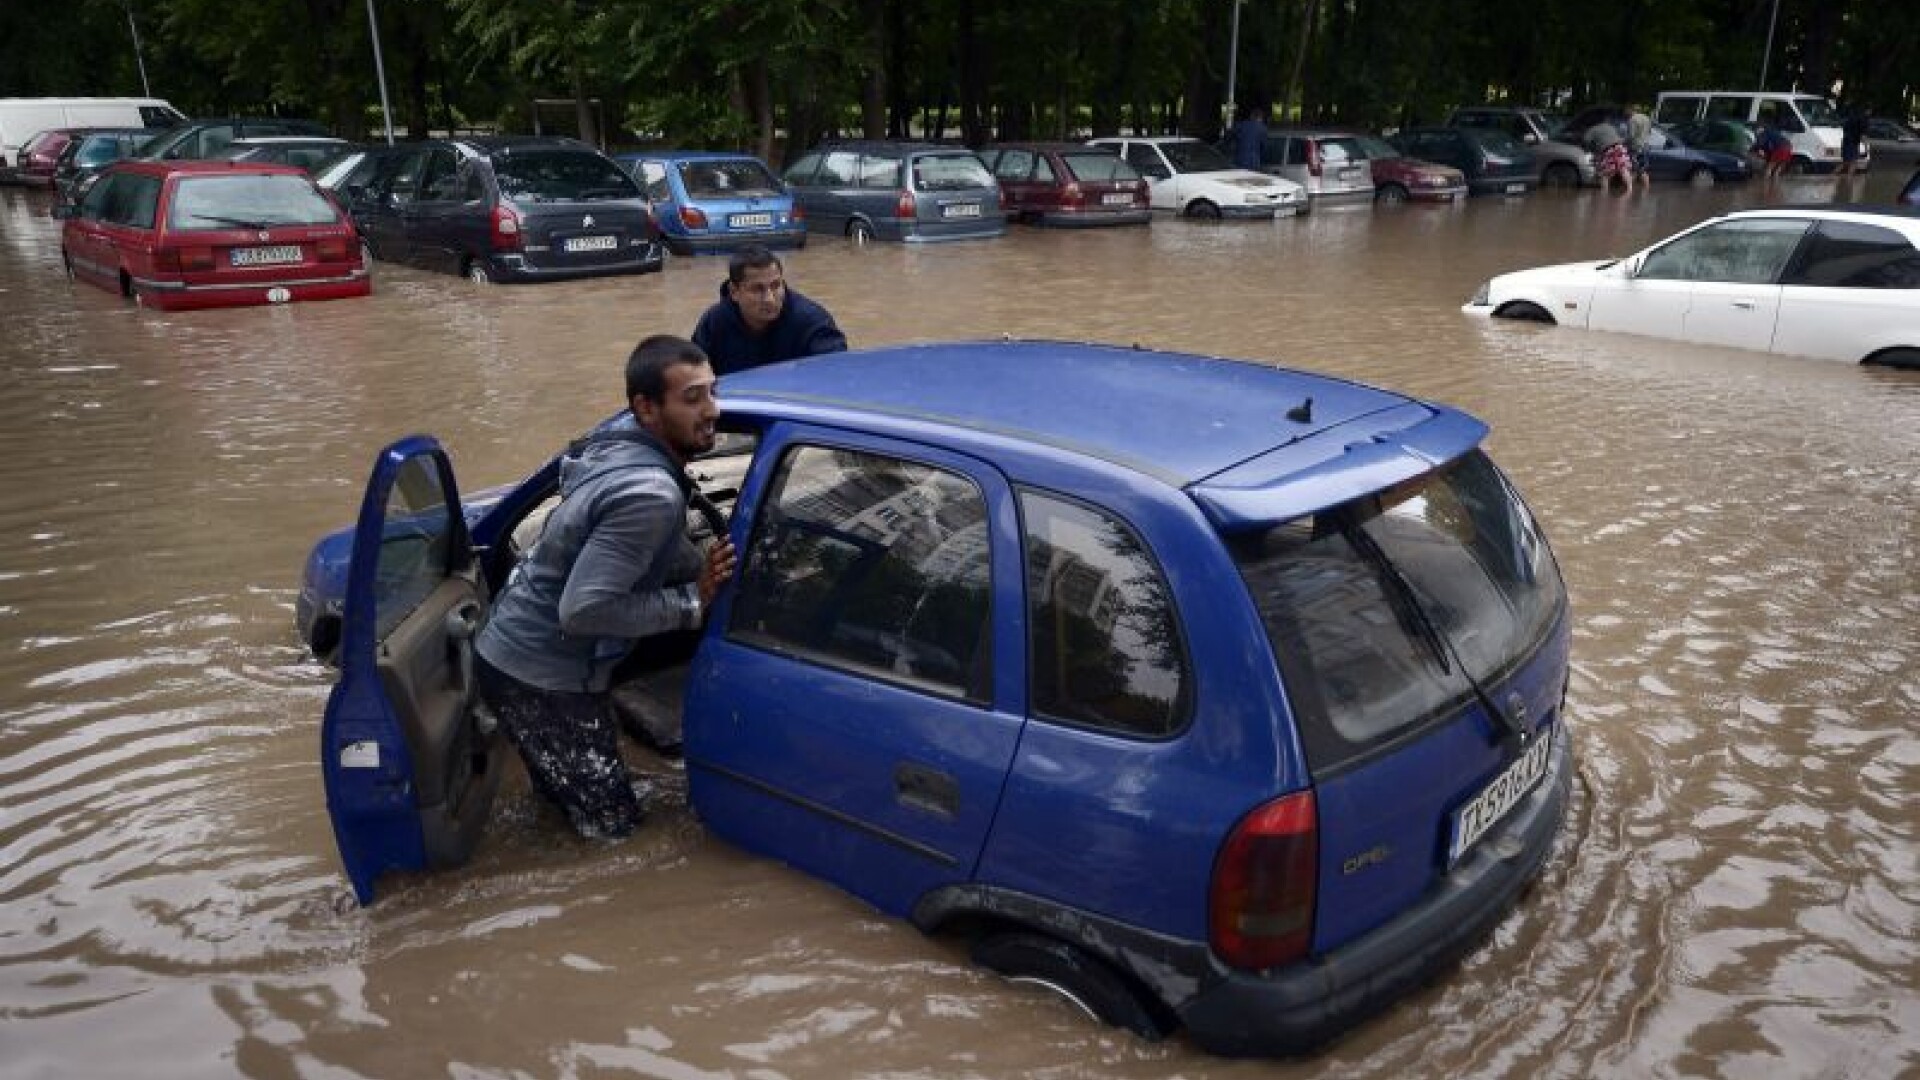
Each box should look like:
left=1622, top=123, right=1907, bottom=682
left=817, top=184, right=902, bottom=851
left=1286, top=396, right=1313, bottom=423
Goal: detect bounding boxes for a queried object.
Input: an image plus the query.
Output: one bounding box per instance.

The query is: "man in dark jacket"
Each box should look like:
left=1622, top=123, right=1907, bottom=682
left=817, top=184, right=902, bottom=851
left=690, top=245, right=847, bottom=375
left=474, top=334, right=736, bottom=839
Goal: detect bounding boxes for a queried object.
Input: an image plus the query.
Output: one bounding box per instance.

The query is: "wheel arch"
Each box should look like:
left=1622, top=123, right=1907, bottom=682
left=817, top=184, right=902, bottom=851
left=1861, top=346, right=1920, bottom=370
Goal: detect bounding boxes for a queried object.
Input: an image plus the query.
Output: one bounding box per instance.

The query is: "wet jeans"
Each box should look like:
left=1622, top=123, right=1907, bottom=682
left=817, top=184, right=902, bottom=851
left=475, top=656, right=644, bottom=839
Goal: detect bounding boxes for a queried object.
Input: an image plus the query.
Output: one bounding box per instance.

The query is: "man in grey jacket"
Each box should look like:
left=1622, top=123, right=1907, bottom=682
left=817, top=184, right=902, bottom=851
left=475, top=334, right=736, bottom=838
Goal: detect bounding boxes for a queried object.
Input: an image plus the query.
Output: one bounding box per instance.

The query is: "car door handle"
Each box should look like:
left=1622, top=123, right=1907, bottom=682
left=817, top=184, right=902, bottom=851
left=1731, top=299, right=1756, bottom=309
left=894, top=762, right=959, bottom=820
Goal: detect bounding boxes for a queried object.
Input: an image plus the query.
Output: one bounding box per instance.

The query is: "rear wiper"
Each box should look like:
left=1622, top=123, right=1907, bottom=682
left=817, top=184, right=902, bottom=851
left=192, top=214, right=273, bottom=229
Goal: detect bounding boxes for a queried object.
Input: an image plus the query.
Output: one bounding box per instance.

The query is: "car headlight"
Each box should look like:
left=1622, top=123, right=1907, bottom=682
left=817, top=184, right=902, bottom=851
left=1469, top=281, right=1490, bottom=306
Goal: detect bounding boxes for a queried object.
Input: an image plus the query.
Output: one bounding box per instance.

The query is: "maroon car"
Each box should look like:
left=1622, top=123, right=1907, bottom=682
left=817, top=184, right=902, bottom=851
left=1350, top=133, right=1468, bottom=203
left=15, top=128, right=98, bottom=187
left=981, top=141, right=1151, bottom=226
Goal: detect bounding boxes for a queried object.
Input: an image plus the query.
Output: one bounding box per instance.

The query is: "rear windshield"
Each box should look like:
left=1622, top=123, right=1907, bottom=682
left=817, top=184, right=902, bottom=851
left=677, top=159, right=781, bottom=198
left=1062, top=151, right=1142, bottom=182
left=1317, top=137, right=1363, bottom=164
left=167, top=174, right=342, bottom=230
left=1352, top=135, right=1399, bottom=160
left=1229, top=450, right=1566, bottom=772
left=910, top=153, right=993, bottom=191
left=490, top=150, right=640, bottom=202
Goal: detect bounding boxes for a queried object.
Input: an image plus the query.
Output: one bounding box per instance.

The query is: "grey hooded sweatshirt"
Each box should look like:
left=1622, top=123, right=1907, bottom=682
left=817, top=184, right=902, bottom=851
left=475, top=415, right=704, bottom=694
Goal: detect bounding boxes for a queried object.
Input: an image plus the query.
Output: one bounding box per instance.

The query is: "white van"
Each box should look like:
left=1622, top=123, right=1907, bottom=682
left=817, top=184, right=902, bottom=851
left=0, top=97, right=186, bottom=176
left=1652, top=91, right=1857, bottom=173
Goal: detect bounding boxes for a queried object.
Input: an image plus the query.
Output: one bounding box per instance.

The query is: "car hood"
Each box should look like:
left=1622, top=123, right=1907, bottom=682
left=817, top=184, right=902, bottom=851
left=1492, top=258, right=1620, bottom=291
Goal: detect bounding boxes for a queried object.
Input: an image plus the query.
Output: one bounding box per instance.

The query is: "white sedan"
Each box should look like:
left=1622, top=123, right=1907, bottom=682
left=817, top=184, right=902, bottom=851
left=1087, top=137, right=1306, bottom=219
left=1462, top=207, right=1920, bottom=367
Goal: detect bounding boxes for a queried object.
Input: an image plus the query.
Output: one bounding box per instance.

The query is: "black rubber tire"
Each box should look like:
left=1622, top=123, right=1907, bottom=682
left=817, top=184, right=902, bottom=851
left=1376, top=183, right=1409, bottom=204
left=1184, top=199, right=1221, bottom=220
left=1495, top=301, right=1555, bottom=323
left=1863, top=347, right=1920, bottom=370
left=971, top=931, right=1170, bottom=1040
left=1687, top=165, right=1715, bottom=187
left=848, top=219, right=875, bottom=243
left=1542, top=162, right=1579, bottom=189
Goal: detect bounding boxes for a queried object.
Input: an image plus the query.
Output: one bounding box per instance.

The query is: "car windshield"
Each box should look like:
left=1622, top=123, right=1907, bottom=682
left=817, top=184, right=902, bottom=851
left=168, top=174, right=343, bottom=229
left=1468, top=128, right=1528, bottom=155
left=1062, top=151, right=1142, bottom=182
left=1796, top=98, right=1842, bottom=126
left=910, top=153, right=993, bottom=191
left=1229, top=450, right=1565, bottom=770
left=676, top=159, right=780, bottom=198
left=1351, top=135, right=1400, bottom=161
left=491, top=150, right=640, bottom=202
left=1161, top=140, right=1235, bottom=173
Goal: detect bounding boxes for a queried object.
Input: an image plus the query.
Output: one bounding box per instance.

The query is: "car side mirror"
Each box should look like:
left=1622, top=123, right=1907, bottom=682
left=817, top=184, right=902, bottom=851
left=1625, top=255, right=1643, bottom=278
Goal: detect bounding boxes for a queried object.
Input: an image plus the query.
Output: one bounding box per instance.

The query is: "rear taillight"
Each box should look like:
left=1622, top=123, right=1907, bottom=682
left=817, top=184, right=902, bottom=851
left=317, top=237, right=349, bottom=262
left=679, top=204, right=709, bottom=229
left=157, top=247, right=215, bottom=272
left=490, top=202, right=523, bottom=251
left=791, top=203, right=806, bottom=223
left=895, top=189, right=916, bottom=219
left=1306, top=141, right=1323, bottom=177
left=1060, top=181, right=1083, bottom=207
left=1210, top=790, right=1317, bottom=971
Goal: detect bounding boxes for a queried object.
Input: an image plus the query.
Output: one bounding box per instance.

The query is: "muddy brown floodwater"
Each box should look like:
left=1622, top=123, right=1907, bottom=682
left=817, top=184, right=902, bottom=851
left=1, top=166, right=1915, bottom=1080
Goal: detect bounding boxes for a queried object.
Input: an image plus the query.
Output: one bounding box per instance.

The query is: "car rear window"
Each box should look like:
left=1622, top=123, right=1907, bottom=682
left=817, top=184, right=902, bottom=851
left=910, top=153, right=993, bottom=191
left=677, top=159, right=780, bottom=198
left=167, top=174, right=342, bottom=230
left=1229, top=451, right=1566, bottom=772
left=1061, top=151, right=1141, bottom=182
left=490, top=150, right=640, bottom=202
left=1352, top=135, right=1399, bottom=160
left=1318, top=137, right=1363, bottom=164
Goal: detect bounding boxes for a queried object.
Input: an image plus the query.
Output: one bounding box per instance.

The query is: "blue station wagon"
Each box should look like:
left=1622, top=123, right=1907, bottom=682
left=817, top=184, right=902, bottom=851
left=304, top=341, right=1572, bottom=1056
left=613, top=150, right=807, bottom=255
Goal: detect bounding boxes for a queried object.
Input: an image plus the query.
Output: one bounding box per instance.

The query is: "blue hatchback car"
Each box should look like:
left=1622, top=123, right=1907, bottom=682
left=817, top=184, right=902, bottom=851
left=613, top=150, right=807, bottom=255
left=304, top=341, right=1572, bottom=1056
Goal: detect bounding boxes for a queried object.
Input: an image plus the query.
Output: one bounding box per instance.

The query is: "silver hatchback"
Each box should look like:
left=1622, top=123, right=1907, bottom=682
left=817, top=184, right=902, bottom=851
left=1247, top=130, right=1376, bottom=205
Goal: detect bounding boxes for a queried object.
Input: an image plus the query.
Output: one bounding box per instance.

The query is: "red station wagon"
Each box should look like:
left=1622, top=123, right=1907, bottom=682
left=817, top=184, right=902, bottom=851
left=57, top=159, right=370, bottom=310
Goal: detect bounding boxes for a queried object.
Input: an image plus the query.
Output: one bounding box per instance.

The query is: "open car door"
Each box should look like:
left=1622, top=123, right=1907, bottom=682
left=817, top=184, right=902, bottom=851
left=321, top=435, right=502, bottom=904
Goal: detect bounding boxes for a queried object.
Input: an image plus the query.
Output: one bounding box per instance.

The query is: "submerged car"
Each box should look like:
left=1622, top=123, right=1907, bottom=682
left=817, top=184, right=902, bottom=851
left=1349, top=133, right=1468, bottom=203
left=1633, top=124, right=1753, bottom=184
left=781, top=140, right=1005, bottom=243
left=981, top=141, right=1152, bottom=226
left=1087, top=136, right=1306, bottom=219
left=56, top=159, right=369, bottom=310
left=334, top=135, right=664, bottom=282
left=302, top=340, right=1573, bottom=1057
left=614, top=150, right=806, bottom=254
left=1388, top=127, right=1536, bottom=196
left=1463, top=206, right=1920, bottom=367
left=50, top=127, right=148, bottom=207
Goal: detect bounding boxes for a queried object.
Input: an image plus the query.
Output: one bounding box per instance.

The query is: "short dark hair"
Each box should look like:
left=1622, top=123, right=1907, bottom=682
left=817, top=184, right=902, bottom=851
left=727, top=244, right=781, bottom=285
left=626, top=334, right=709, bottom=402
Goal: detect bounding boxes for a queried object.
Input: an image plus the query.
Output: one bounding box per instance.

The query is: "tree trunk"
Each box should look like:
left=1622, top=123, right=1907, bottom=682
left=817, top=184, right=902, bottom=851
left=860, top=0, right=887, bottom=138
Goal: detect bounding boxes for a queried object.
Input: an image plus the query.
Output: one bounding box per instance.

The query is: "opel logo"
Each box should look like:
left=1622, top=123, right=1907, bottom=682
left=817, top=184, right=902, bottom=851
left=582, top=214, right=595, bottom=228
left=1505, top=692, right=1530, bottom=743
left=257, top=230, right=270, bottom=242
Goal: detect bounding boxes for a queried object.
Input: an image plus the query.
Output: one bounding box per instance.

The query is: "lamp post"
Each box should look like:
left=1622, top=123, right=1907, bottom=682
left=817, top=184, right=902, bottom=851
left=123, top=0, right=151, bottom=96
left=1226, top=0, right=1244, bottom=130
left=1757, top=0, right=1780, bottom=91
left=365, top=0, right=396, bottom=145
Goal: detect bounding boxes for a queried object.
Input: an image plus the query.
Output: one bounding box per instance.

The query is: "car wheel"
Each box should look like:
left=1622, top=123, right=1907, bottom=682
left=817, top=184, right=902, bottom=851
left=1376, top=183, right=1409, bottom=204
left=60, top=249, right=74, bottom=279
left=1542, top=162, right=1578, bottom=189
left=848, top=219, right=875, bottom=244
left=1184, top=199, right=1221, bottom=220
left=119, top=270, right=136, bottom=301
left=465, top=259, right=491, bottom=285
left=1687, top=165, right=1716, bottom=187
left=1495, top=301, right=1555, bottom=323
left=971, top=931, right=1171, bottom=1040
left=1863, top=347, right=1920, bottom=370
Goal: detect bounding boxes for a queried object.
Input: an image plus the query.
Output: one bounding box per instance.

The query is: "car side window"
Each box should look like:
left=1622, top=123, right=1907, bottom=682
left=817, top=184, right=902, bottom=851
left=417, top=148, right=462, bottom=201
left=993, top=149, right=1034, bottom=181
left=858, top=154, right=901, bottom=188
left=1032, top=154, right=1055, bottom=182
left=783, top=151, right=821, bottom=185
left=96, top=173, right=160, bottom=228
left=381, top=150, right=428, bottom=204
left=819, top=150, right=860, bottom=185
left=192, top=125, right=235, bottom=159
left=374, top=456, right=457, bottom=642
left=459, top=163, right=488, bottom=203
left=79, top=173, right=118, bottom=220
left=1020, top=491, right=1189, bottom=738
left=1639, top=219, right=1810, bottom=284
left=729, top=444, right=992, bottom=703
left=1783, top=221, right=1920, bottom=289
left=1123, top=145, right=1168, bottom=179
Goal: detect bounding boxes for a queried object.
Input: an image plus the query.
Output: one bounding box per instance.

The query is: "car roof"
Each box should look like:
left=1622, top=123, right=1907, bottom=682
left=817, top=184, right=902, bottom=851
left=452, top=135, right=599, bottom=153
left=986, top=141, right=1115, bottom=153
left=229, top=136, right=351, bottom=146
left=719, top=340, right=1450, bottom=489
left=1728, top=205, right=1920, bottom=224
left=107, top=159, right=312, bottom=179
left=613, top=150, right=768, bottom=163
left=810, top=139, right=978, bottom=155
left=1092, top=135, right=1202, bottom=144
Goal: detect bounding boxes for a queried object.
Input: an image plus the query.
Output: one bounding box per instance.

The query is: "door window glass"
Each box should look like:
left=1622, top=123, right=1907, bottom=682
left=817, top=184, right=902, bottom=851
left=104, top=173, right=161, bottom=228
left=1123, top=144, right=1168, bottom=179
left=374, top=457, right=456, bottom=642
left=79, top=172, right=119, bottom=220
left=1783, top=220, right=1920, bottom=288
left=379, top=150, right=427, bottom=203
left=730, top=445, right=992, bottom=702
left=1639, top=219, right=1809, bottom=284
left=1021, top=492, right=1189, bottom=737
left=819, top=151, right=860, bottom=185
left=858, top=154, right=903, bottom=188
left=992, top=149, right=1034, bottom=180
left=191, top=125, right=235, bottom=158
left=417, top=148, right=462, bottom=201
left=782, top=151, right=822, bottom=185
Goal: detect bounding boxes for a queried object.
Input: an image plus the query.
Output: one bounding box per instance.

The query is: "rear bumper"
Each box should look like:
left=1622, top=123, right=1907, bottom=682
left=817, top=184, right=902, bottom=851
left=1177, top=728, right=1573, bottom=1057
left=132, top=269, right=372, bottom=311
left=1027, top=208, right=1152, bottom=227
left=486, top=242, right=665, bottom=281
left=1467, top=176, right=1536, bottom=196
left=663, top=229, right=807, bottom=256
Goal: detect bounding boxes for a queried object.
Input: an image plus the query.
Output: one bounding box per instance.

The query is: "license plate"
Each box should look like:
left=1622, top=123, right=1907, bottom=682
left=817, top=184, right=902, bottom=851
left=1338, top=167, right=1361, bottom=180
left=230, top=245, right=301, bottom=267
left=563, top=235, right=618, bottom=253
left=1504, top=182, right=1526, bottom=194
left=1101, top=193, right=1134, bottom=206
left=941, top=202, right=982, bottom=219
left=1448, top=726, right=1553, bottom=863
left=728, top=212, right=773, bottom=228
